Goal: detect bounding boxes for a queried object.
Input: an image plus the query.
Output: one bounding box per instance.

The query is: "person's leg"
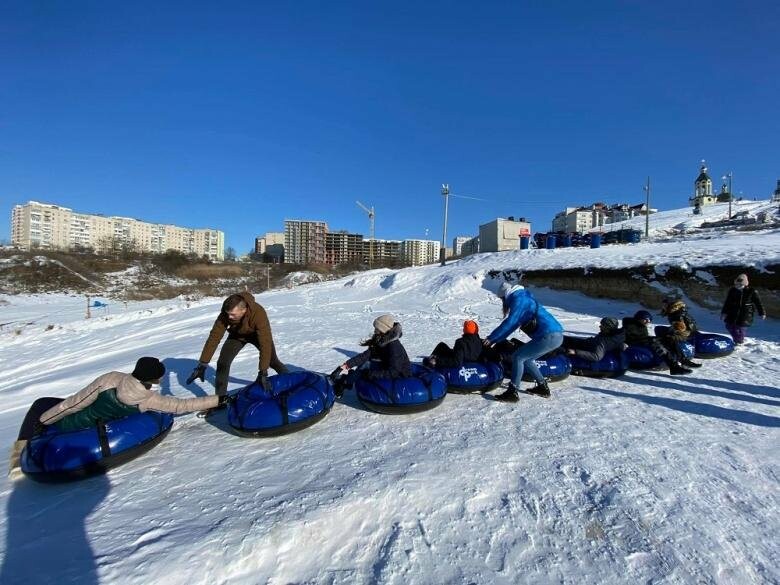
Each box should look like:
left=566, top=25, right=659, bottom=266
left=428, top=342, right=457, bottom=367
left=510, top=333, right=562, bottom=387
left=17, top=397, right=63, bottom=441
left=9, top=397, right=64, bottom=476
left=521, top=332, right=564, bottom=385
left=215, top=338, right=246, bottom=396
left=268, top=341, right=289, bottom=374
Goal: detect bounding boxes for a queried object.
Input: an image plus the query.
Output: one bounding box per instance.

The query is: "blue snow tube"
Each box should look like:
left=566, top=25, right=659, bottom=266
left=654, top=325, right=725, bottom=359
left=499, top=340, right=571, bottom=382
left=521, top=353, right=571, bottom=382
left=624, top=343, right=693, bottom=369
left=625, top=345, right=665, bottom=370
left=228, top=371, right=335, bottom=437
left=21, top=411, right=174, bottom=483
left=436, top=361, right=504, bottom=394
left=569, top=350, right=629, bottom=378
left=692, top=332, right=735, bottom=358
left=355, top=364, right=447, bottom=414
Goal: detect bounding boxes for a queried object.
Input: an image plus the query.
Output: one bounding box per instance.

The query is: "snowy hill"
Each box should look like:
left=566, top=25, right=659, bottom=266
left=1, top=244, right=778, bottom=584
left=596, top=198, right=779, bottom=238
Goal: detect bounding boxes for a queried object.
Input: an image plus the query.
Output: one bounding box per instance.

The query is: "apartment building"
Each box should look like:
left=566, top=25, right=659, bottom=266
left=283, top=220, right=328, bottom=265
left=326, top=231, right=364, bottom=265
left=401, top=239, right=439, bottom=266
left=364, top=239, right=402, bottom=265
left=10, top=201, right=225, bottom=260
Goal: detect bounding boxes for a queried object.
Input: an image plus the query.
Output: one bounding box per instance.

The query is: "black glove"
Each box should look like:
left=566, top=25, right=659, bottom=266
left=186, top=363, right=207, bottom=385
left=256, top=370, right=271, bottom=391
left=217, top=394, right=235, bottom=407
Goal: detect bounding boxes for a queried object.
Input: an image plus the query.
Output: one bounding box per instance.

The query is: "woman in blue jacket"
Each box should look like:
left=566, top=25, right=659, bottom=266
left=483, top=282, right=563, bottom=401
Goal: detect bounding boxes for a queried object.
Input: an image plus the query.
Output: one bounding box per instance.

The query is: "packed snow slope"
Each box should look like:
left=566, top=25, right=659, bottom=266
left=1, top=247, right=778, bottom=584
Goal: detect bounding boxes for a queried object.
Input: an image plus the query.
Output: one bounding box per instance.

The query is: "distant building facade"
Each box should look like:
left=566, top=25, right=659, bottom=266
left=254, top=231, right=285, bottom=263
left=478, top=217, right=531, bottom=252
left=461, top=236, right=479, bottom=256
left=773, top=179, right=780, bottom=203
left=284, top=220, right=328, bottom=265
left=401, top=239, right=439, bottom=266
left=326, top=231, right=364, bottom=266
left=364, top=239, right=402, bottom=265
left=10, top=201, right=224, bottom=260
left=452, top=236, right=471, bottom=257
left=552, top=206, right=606, bottom=233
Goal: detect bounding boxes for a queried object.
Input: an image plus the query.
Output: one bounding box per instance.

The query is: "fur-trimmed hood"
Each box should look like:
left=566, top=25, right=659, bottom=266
left=362, top=322, right=403, bottom=347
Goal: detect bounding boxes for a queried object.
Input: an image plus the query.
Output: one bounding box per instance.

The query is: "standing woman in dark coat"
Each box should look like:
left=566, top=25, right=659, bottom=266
left=721, top=273, right=766, bottom=344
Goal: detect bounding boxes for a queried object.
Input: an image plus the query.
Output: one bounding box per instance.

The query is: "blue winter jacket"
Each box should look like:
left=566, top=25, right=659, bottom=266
left=487, top=286, right=563, bottom=343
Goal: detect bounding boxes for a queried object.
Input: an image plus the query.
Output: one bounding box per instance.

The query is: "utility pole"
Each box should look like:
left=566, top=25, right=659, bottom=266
left=643, top=176, right=651, bottom=239
left=440, top=184, right=449, bottom=266
left=356, top=200, right=375, bottom=268
left=723, top=172, right=733, bottom=218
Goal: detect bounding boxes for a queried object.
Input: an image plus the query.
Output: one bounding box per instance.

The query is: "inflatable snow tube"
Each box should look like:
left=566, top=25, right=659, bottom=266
left=355, top=364, right=447, bottom=414
left=515, top=354, right=571, bottom=382
left=228, top=371, right=335, bottom=437
left=625, top=345, right=666, bottom=370
left=21, top=411, right=174, bottom=483
left=654, top=325, right=722, bottom=359
left=436, top=361, right=504, bottom=394
left=499, top=340, right=571, bottom=382
left=569, top=351, right=629, bottom=378
left=692, top=332, right=735, bottom=358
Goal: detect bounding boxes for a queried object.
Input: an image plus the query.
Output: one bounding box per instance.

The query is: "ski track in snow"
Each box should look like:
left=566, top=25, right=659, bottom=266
left=0, top=243, right=778, bottom=585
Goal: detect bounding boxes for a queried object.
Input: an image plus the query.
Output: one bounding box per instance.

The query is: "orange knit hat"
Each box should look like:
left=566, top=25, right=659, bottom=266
left=463, top=320, right=479, bottom=335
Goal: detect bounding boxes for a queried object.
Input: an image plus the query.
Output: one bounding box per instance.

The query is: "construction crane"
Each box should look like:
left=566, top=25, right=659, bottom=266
left=356, top=200, right=375, bottom=268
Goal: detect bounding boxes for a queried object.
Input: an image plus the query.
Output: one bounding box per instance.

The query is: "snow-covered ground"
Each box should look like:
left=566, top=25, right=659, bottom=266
left=0, top=244, right=778, bottom=584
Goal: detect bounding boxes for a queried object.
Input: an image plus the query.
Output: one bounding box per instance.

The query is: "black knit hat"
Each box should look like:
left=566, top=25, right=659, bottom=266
left=132, top=357, right=166, bottom=382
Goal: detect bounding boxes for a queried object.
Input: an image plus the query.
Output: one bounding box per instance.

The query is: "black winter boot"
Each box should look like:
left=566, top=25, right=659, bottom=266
left=669, top=362, right=692, bottom=375
left=525, top=380, right=551, bottom=398
left=494, top=383, right=520, bottom=403
left=681, top=358, right=702, bottom=368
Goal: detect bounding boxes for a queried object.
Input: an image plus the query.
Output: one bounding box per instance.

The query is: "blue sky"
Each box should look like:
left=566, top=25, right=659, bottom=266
left=1, top=1, right=778, bottom=251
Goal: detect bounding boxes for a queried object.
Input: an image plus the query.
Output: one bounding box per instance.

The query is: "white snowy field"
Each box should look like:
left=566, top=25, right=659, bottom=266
left=0, top=249, right=778, bottom=584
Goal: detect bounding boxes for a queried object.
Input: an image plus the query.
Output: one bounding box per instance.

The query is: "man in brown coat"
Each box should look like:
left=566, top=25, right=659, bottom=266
left=187, top=292, right=287, bottom=399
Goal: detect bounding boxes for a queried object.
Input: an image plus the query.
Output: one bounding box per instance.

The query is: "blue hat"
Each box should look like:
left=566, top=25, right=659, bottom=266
left=634, top=310, right=653, bottom=323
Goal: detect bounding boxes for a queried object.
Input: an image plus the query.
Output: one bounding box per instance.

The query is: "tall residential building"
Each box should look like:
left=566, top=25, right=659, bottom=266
left=283, top=220, right=328, bottom=265
left=364, top=239, right=402, bottom=264
left=773, top=179, right=780, bottom=202
left=10, top=201, right=224, bottom=260
left=401, top=239, right=439, bottom=266
left=452, top=236, right=471, bottom=257
left=326, top=231, right=364, bottom=265
left=478, top=217, right=532, bottom=252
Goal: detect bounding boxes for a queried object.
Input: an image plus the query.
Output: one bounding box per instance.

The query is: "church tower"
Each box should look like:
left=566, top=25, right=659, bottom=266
left=690, top=160, right=717, bottom=207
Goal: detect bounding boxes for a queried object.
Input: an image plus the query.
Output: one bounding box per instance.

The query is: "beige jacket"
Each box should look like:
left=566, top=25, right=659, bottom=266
left=40, top=372, right=219, bottom=425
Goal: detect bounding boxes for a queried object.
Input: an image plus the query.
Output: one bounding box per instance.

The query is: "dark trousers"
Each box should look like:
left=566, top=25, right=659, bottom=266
left=215, top=338, right=287, bottom=395
left=431, top=342, right=459, bottom=368
left=18, top=397, right=63, bottom=440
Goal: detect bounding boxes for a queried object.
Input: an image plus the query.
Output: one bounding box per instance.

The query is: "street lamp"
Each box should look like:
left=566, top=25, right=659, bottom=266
left=440, top=184, right=450, bottom=266
left=722, top=172, right=733, bottom=218
left=643, top=177, right=651, bottom=239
